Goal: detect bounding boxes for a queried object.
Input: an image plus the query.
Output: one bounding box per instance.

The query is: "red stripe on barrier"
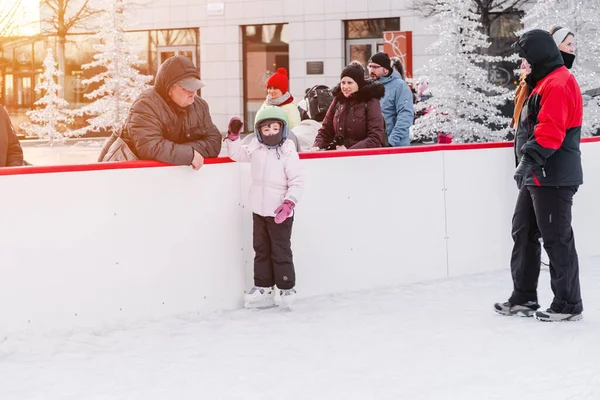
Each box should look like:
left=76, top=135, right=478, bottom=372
left=0, top=156, right=235, bottom=176
left=300, top=137, right=600, bottom=159
left=299, top=141, right=513, bottom=159
left=581, top=136, right=600, bottom=143
left=0, top=160, right=166, bottom=176
left=2, top=137, right=599, bottom=176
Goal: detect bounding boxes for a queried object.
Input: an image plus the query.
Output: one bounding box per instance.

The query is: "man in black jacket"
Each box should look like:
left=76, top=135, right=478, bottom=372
left=0, top=106, right=24, bottom=167
left=494, top=29, right=584, bottom=322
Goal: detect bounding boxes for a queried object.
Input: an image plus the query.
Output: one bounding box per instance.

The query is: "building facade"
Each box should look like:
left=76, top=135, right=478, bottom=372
left=157, top=0, right=438, bottom=131
left=0, top=0, right=520, bottom=133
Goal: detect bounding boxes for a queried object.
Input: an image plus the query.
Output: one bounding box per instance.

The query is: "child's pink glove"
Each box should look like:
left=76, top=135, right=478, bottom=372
left=274, top=200, right=295, bottom=224
left=226, top=117, right=243, bottom=141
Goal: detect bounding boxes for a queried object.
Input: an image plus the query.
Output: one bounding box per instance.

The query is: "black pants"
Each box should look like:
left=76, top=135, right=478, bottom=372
left=509, top=186, right=583, bottom=314
left=253, top=213, right=295, bottom=290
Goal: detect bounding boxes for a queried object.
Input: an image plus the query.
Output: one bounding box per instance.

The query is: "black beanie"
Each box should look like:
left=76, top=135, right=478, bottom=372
left=340, top=64, right=366, bottom=87
left=369, top=52, right=391, bottom=71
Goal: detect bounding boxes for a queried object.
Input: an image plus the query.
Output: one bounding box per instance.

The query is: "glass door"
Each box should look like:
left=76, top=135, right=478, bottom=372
left=4, top=74, right=14, bottom=106
left=15, top=74, right=33, bottom=108
left=345, top=39, right=382, bottom=67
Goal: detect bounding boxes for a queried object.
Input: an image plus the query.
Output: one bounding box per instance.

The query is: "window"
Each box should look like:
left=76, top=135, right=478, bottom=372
left=242, top=23, right=289, bottom=132
left=488, top=11, right=523, bottom=89
left=345, top=18, right=400, bottom=39
left=148, top=28, right=199, bottom=76
left=490, top=14, right=522, bottom=40
left=344, top=18, right=400, bottom=66
left=4, top=74, right=14, bottom=105
left=157, top=46, right=197, bottom=72
left=16, top=76, right=32, bottom=106
left=0, top=28, right=199, bottom=110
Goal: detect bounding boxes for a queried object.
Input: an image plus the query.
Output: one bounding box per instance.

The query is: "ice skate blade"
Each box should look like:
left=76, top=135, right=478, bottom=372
left=494, top=308, right=534, bottom=318
left=244, top=302, right=277, bottom=310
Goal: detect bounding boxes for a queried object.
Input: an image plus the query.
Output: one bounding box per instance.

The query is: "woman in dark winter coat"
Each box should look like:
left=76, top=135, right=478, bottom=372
left=312, top=63, right=385, bottom=150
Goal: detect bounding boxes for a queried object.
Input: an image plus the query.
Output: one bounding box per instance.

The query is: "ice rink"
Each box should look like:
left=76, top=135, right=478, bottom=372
left=1, top=259, right=598, bottom=400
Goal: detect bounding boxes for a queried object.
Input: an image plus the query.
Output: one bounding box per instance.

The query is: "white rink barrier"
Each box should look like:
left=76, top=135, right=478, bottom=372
left=1, top=139, right=599, bottom=333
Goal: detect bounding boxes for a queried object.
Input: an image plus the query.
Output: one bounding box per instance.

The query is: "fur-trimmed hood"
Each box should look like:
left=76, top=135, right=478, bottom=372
left=332, top=80, right=385, bottom=102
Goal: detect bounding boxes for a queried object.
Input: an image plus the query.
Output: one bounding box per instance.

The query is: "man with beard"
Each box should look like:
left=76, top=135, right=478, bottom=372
left=367, top=52, right=414, bottom=147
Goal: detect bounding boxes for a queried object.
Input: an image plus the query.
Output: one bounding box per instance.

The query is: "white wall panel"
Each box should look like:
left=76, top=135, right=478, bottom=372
left=2, top=142, right=598, bottom=333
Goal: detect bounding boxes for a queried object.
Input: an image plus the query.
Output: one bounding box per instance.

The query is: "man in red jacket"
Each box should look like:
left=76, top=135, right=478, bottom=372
left=0, top=106, right=24, bottom=167
left=495, top=29, right=584, bottom=322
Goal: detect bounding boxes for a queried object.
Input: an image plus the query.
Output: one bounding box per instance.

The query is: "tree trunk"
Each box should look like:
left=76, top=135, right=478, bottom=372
left=57, top=35, right=66, bottom=98
left=480, top=4, right=491, bottom=78
left=481, top=5, right=491, bottom=54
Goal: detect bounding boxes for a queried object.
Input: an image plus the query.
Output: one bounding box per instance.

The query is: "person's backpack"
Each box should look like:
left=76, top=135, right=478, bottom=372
left=305, top=85, right=334, bottom=122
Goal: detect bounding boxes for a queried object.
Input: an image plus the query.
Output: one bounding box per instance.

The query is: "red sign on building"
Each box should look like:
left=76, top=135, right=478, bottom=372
left=383, top=31, right=413, bottom=79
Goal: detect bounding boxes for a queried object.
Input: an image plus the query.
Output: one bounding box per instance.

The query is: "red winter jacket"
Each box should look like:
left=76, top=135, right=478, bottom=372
left=514, top=29, right=583, bottom=187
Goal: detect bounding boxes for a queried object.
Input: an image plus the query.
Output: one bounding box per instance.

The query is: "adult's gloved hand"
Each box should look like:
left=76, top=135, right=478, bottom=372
left=514, top=154, right=535, bottom=190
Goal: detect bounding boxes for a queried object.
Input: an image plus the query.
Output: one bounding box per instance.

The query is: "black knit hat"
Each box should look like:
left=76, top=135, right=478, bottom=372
left=340, top=63, right=366, bottom=87
left=369, top=52, right=392, bottom=71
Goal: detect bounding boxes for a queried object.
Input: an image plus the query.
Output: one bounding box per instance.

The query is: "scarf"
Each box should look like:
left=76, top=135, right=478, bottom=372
left=266, top=91, right=293, bottom=106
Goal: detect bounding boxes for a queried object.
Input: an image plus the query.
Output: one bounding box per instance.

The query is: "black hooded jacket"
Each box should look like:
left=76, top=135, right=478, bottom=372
left=514, top=29, right=583, bottom=187
left=314, top=81, right=386, bottom=149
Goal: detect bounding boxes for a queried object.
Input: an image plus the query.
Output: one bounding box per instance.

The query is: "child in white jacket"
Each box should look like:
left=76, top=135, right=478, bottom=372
left=225, top=106, right=304, bottom=309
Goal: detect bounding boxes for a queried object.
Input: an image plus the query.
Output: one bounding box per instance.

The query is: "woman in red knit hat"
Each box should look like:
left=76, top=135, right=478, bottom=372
left=261, top=67, right=301, bottom=129
left=230, top=67, right=301, bottom=151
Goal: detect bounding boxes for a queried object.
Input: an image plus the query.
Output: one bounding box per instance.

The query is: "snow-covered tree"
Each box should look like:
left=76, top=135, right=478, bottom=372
left=522, top=0, right=600, bottom=136
left=412, top=0, right=534, bottom=44
left=21, top=48, right=72, bottom=145
left=72, top=0, right=152, bottom=136
left=412, top=0, right=512, bottom=143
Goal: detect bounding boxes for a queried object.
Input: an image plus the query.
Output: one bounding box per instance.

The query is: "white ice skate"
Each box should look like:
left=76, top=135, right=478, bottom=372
left=279, top=288, right=297, bottom=310
left=244, top=286, right=275, bottom=309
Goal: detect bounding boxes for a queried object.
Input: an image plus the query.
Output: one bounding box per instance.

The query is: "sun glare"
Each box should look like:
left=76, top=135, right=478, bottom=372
left=1, top=0, right=41, bottom=36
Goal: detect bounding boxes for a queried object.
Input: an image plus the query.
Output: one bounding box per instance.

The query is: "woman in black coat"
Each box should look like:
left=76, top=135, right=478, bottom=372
left=313, top=63, right=385, bottom=150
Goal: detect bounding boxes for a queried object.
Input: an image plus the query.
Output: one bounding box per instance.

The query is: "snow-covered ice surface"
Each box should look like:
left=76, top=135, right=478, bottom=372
left=22, top=145, right=100, bottom=166
left=2, top=260, right=599, bottom=400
